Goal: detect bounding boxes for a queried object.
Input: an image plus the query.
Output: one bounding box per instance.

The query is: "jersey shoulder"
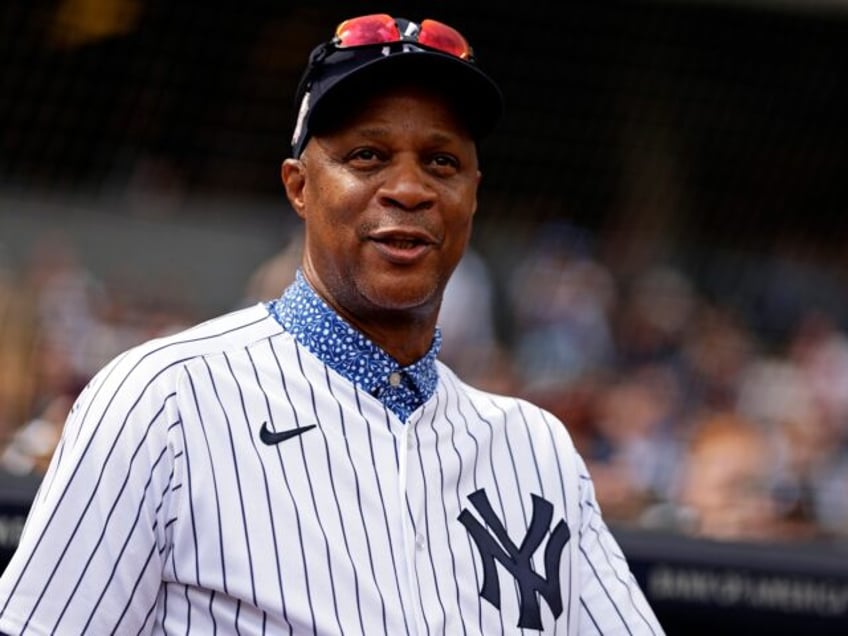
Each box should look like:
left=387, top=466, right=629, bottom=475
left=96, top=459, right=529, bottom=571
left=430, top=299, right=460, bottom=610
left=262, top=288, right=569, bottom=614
left=436, top=361, right=576, bottom=448
left=75, top=303, right=285, bottom=411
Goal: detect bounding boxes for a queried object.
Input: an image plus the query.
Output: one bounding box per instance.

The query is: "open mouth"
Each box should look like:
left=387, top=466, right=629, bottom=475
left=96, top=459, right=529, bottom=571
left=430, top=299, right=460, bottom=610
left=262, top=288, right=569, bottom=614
left=369, top=227, right=437, bottom=247
left=368, top=229, right=436, bottom=263
left=375, top=237, right=426, bottom=250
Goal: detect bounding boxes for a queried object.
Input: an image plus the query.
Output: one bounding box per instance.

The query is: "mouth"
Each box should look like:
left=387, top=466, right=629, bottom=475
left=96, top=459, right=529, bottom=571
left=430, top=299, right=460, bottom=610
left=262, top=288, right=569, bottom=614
left=375, top=236, right=427, bottom=249
left=368, top=228, right=438, bottom=264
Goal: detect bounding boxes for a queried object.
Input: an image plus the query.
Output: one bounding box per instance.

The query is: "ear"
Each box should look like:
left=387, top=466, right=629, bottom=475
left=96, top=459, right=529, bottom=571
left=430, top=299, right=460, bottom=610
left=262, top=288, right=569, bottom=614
left=281, top=158, right=307, bottom=219
left=471, top=169, right=482, bottom=216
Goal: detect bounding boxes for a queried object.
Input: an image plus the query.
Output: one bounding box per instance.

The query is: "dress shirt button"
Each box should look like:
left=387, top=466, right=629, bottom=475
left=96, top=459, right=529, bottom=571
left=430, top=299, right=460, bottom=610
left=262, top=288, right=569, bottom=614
left=389, top=372, right=402, bottom=387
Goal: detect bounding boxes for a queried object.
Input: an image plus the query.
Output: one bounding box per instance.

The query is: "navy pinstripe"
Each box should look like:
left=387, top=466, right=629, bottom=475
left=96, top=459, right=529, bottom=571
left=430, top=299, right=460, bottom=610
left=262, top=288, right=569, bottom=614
left=186, top=369, right=229, bottom=593
left=245, top=346, right=290, bottom=625
left=268, top=337, right=319, bottom=635
left=292, top=342, right=346, bottom=635
left=303, top=362, right=368, bottom=636
left=355, top=387, right=413, bottom=634
left=409, top=406, right=449, bottom=631
left=0, top=303, right=662, bottom=634
left=324, top=366, right=389, bottom=634
left=443, top=384, right=485, bottom=632
left=446, top=375, right=509, bottom=635
left=463, top=383, right=530, bottom=634
left=214, top=354, right=259, bottom=606
left=541, top=412, right=575, bottom=632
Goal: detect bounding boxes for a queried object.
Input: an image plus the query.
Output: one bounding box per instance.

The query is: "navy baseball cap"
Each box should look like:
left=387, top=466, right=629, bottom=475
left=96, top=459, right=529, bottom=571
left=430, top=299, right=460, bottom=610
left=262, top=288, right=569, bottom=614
left=290, top=14, right=504, bottom=157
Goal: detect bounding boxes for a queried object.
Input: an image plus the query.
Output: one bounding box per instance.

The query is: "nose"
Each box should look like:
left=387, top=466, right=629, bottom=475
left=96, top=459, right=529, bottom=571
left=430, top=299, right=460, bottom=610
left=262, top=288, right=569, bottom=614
left=378, top=155, right=436, bottom=212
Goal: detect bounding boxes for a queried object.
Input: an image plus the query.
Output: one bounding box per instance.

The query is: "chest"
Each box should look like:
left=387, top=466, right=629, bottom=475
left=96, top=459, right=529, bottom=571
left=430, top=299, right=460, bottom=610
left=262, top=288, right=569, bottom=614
left=162, top=347, right=577, bottom=634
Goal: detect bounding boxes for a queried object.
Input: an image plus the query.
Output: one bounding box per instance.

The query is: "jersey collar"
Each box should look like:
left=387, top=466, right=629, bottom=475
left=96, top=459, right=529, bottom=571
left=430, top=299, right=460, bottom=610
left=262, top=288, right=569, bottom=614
left=267, top=270, right=441, bottom=421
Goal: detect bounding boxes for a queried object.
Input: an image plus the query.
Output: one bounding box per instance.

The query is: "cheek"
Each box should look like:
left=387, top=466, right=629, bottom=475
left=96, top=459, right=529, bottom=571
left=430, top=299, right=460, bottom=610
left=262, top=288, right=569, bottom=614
left=306, top=174, right=363, bottom=227
left=443, top=188, right=477, bottom=239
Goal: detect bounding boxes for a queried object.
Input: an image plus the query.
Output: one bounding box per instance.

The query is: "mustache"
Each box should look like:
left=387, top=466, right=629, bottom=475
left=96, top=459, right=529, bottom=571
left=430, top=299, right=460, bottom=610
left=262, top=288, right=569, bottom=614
left=358, top=216, right=442, bottom=241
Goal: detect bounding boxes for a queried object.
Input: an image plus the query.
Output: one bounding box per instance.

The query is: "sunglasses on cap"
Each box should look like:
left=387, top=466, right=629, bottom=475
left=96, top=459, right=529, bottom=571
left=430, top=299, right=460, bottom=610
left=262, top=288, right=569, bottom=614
left=291, top=13, right=501, bottom=156
left=331, top=13, right=474, bottom=61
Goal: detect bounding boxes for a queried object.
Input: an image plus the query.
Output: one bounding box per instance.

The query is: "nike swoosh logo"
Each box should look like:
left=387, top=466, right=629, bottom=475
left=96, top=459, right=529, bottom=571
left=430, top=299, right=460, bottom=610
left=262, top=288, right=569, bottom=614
left=259, top=421, right=317, bottom=445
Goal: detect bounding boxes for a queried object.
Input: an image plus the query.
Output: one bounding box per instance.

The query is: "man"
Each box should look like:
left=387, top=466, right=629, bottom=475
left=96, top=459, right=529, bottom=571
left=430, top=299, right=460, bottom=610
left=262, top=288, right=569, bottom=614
left=0, top=14, right=662, bottom=635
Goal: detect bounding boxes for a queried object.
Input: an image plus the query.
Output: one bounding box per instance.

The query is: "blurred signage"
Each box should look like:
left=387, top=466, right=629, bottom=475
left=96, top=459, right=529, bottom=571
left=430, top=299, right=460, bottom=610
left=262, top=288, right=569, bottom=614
left=616, top=527, right=848, bottom=635
left=648, top=563, right=848, bottom=618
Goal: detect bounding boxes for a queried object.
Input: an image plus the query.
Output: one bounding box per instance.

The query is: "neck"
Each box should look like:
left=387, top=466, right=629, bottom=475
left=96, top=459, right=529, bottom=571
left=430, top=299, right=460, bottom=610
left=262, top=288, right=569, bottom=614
left=297, top=266, right=443, bottom=366
left=333, top=303, right=438, bottom=367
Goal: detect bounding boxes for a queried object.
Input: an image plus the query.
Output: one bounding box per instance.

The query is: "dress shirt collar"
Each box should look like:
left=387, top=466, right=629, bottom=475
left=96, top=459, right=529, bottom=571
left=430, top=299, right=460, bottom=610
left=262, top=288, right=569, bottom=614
left=267, top=270, right=441, bottom=421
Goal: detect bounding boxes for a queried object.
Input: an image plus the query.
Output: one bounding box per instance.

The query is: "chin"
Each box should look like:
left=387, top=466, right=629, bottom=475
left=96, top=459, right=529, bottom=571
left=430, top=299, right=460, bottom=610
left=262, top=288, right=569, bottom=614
left=362, top=278, right=441, bottom=313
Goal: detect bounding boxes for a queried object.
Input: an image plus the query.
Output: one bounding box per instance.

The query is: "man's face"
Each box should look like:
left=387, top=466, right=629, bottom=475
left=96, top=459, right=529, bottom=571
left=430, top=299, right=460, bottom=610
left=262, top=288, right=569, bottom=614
left=282, top=85, right=481, bottom=327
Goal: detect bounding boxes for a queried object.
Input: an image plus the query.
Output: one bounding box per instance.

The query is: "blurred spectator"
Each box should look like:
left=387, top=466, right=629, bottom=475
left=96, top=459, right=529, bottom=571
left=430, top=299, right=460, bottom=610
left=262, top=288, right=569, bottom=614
left=614, top=264, right=695, bottom=369
left=508, top=223, right=617, bottom=390
left=736, top=357, right=843, bottom=537
left=787, top=312, right=848, bottom=535
left=789, top=311, right=848, bottom=440
left=0, top=394, right=72, bottom=477
left=0, top=269, right=39, bottom=444
left=439, top=247, right=496, bottom=358
left=438, top=247, right=515, bottom=391
left=23, top=233, right=111, bottom=389
left=680, top=302, right=758, bottom=412
left=585, top=363, right=685, bottom=523
left=669, top=412, right=787, bottom=541
left=242, top=231, right=303, bottom=304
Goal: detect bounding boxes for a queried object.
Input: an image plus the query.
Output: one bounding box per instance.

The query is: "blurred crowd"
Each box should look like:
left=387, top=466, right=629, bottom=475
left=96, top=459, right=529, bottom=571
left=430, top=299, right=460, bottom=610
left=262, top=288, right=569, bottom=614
left=2, top=222, right=848, bottom=545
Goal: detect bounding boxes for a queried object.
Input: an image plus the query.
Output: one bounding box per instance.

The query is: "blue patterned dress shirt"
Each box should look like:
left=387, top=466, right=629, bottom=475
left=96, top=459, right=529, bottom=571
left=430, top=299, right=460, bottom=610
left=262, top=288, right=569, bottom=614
left=267, top=270, right=441, bottom=422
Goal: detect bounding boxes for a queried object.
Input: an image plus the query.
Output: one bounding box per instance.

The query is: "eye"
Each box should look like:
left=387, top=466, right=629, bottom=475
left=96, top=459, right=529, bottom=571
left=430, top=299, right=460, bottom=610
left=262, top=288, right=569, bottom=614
left=346, top=147, right=384, bottom=164
left=429, top=153, right=460, bottom=172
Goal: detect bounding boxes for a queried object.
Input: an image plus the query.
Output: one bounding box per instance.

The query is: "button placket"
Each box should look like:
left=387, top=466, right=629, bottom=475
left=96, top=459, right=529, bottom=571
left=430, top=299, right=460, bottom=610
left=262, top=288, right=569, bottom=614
left=396, top=418, right=426, bottom=636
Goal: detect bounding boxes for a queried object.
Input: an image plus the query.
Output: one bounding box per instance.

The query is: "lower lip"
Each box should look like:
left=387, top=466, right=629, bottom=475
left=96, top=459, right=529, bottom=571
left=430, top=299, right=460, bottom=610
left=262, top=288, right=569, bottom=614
left=370, top=240, right=432, bottom=264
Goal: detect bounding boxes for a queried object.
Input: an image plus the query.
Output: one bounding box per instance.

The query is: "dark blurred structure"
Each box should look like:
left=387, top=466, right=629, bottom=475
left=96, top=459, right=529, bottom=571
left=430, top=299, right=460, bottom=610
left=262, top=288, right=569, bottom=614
left=3, top=1, right=848, bottom=632
left=617, top=527, right=848, bottom=636
left=4, top=0, right=848, bottom=332
left=2, top=1, right=848, bottom=247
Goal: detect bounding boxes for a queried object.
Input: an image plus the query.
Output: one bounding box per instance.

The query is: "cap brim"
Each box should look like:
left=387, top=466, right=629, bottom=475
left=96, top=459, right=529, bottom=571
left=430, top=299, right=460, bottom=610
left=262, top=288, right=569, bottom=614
left=296, top=45, right=504, bottom=155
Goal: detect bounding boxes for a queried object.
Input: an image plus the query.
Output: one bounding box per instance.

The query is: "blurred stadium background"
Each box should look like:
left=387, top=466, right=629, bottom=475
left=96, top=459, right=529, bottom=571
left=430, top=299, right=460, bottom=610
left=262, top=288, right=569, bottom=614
left=2, top=0, right=848, bottom=632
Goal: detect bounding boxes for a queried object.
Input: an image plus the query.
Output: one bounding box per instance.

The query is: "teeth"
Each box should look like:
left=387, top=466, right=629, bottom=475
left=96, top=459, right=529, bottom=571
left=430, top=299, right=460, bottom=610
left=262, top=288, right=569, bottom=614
left=386, top=239, right=417, bottom=249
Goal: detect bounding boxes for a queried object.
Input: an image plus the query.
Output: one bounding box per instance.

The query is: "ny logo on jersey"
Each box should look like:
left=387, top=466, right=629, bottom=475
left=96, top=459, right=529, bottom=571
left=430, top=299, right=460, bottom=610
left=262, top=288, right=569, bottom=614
left=458, top=489, right=570, bottom=630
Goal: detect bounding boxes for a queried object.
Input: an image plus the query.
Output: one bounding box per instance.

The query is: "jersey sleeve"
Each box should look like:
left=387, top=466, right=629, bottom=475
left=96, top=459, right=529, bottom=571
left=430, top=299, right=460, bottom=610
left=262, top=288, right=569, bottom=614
left=0, top=350, right=185, bottom=636
left=574, top=454, right=665, bottom=635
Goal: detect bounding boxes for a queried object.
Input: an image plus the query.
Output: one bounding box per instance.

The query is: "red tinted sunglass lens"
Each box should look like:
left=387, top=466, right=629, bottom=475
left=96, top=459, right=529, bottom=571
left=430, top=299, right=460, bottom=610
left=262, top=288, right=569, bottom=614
left=419, top=19, right=472, bottom=59
left=335, top=14, right=400, bottom=47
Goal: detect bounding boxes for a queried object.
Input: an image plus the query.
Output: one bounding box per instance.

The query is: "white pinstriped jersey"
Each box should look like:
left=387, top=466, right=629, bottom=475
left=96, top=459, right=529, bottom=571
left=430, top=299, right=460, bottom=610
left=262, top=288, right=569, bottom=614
left=0, top=300, right=663, bottom=634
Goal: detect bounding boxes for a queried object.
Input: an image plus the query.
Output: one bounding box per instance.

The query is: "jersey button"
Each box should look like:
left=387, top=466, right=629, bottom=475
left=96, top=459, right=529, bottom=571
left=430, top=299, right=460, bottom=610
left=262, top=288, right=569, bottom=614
left=389, top=372, right=402, bottom=387
left=415, top=534, right=426, bottom=550
left=406, top=428, right=415, bottom=450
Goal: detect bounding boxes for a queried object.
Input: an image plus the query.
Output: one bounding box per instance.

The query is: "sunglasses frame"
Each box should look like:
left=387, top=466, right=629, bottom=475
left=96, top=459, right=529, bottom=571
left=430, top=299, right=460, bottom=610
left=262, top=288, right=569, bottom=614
left=331, top=14, right=475, bottom=62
